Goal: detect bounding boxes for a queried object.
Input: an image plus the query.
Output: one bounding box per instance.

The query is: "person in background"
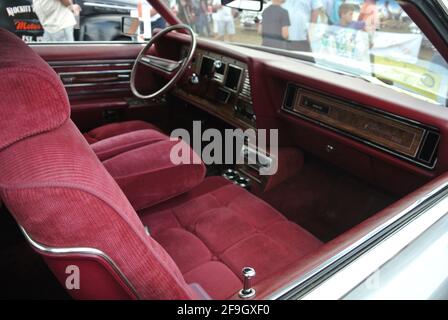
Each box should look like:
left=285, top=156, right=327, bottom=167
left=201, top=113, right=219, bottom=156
left=381, top=1, right=403, bottom=21
left=33, top=0, right=81, bottom=41
left=149, top=0, right=170, bottom=30
left=211, top=0, right=218, bottom=36
left=259, top=0, right=290, bottom=49
left=212, top=0, right=235, bottom=41
left=282, top=0, right=323, bottom=52
left=328, top=0, right=344, bottom=24
left=338, top=3, right=365, bottom=30
left=379, top=0, right=391, bottom=20
left=320, top=0, right=334, bottom=24
left=358, top=0, right=379, bottom=33
left=177, top=0, right=195, bottom=27
left=191, top=0, right=200, bottom=31
left=195, top=0, right=210, bottom=36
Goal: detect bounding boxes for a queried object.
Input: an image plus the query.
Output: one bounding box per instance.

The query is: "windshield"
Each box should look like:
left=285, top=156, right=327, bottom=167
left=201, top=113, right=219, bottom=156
left=174, top=0, right=448, bottom=106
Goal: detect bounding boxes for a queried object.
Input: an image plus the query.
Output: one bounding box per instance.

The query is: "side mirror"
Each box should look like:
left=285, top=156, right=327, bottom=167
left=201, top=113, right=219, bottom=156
left=121, top=16, right=143, bottom=36
left=222, top=0, right=263, bottom=12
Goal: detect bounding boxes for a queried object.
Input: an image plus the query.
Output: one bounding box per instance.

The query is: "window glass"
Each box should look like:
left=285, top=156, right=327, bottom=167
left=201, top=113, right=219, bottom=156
left=0, top=0, right=172, bottom=42
left=174, top=0, right=448, bottom=106
left=442, top=0, right=448, bottom=11
left=3, top=0, right=447, bottom=105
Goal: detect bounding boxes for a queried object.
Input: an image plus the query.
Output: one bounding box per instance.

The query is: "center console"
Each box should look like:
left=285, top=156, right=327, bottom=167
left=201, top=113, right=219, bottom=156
left=175, top=47, right=256, bottom=129
left=221, top=145, right=304, bottom=194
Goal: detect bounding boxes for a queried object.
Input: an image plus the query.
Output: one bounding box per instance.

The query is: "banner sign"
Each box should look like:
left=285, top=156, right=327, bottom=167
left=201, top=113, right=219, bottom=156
left=371, top=32, right=422, bottom=63
left=309, top=23, right=447, bottom=105
left=308, top=23, right=371, bottom=76
left=0, top=0, right=43, bottom=42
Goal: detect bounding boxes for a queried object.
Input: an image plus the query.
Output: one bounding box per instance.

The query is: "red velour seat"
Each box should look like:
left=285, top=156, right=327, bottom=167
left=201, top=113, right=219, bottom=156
left=139, top=177, right=322, bottom=299
left=85, top=124, right=207, bottom=210
left=0, top=28, right=197, bottom=300
left=0, top=28, right=322, bottom=299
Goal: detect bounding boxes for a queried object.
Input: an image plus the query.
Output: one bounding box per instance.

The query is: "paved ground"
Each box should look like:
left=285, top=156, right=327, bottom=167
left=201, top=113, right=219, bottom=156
left=233, top=19, right=261, bottom=46
left=200, top=18, right=262, bottom=46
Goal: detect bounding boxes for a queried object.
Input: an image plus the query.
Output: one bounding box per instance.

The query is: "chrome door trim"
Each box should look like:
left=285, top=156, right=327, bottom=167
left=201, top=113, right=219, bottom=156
left=63, top=81, right=130, bottom=88
left=49, top=60, right=135, bottom=68
left=58, top=70, right=131, bottom=76
left=19, top=226, right=140, bottom=299
left=59, top=70, right=131, bottom=86
left=267, top=179, right=448, bottom=300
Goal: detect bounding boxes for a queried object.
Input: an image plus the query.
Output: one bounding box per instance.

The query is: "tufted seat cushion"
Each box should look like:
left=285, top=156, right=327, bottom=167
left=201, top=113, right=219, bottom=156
left=102, top=135, right=206, bottom=211
left=139, top=176, right=322, bottom=299
left=85, top=122, right=206, bottom=210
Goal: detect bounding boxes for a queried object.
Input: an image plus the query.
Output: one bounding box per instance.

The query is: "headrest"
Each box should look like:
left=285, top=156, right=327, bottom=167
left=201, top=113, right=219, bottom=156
left=0, top=28, right=70, bottom=150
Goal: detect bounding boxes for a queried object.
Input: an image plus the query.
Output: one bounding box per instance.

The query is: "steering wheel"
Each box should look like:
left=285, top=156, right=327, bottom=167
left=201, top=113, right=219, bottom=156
left=130, top=24, right=197, bottom=100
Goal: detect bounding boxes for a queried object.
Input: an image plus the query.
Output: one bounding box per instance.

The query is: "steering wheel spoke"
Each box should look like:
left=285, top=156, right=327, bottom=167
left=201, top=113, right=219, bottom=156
left=139, top=54, right=184, bottom=77
left=130, top=24, right=196, bottom=100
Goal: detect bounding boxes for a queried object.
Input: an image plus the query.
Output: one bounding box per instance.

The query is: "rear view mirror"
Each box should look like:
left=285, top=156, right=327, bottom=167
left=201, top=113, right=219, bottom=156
left=121, top=16, right=143, bottom=36
left=222, top=0, right=263, bottom=12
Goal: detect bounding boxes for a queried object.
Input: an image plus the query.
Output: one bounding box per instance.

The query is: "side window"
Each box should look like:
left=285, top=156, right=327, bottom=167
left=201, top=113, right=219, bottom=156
left=0, top=0, right=168, bottom=43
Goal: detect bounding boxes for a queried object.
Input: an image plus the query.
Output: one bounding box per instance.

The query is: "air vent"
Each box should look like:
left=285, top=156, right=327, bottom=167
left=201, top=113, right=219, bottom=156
left=283, top=83, right=297, bottom=110
left=240, top=70, right=252, bottom=103
left=417, top=130, right=440, bottom=165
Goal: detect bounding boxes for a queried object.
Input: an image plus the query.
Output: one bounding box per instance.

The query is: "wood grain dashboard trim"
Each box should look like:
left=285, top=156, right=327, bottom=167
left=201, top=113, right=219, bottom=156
left=282, top=84, right=440, bottom=169
left=293, top=88, right=425, bottom=158
left=173, top=88, right=255, bottom=130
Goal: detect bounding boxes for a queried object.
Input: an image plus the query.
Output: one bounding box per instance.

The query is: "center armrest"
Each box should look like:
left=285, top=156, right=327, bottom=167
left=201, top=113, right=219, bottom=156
left=101, top=136, right=205, bottom=211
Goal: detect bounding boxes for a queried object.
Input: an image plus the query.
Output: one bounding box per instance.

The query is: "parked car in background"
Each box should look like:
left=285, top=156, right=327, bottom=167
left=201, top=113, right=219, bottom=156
left=79, top=0, right=138, bottom=41
left=239, top=0, right=270, bottom=31
left=0, top=0, right=142, bottom=41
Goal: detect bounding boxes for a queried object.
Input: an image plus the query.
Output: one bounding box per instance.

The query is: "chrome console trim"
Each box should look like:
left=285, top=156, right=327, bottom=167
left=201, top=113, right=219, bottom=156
left=19, top=226, right=140, bottom=299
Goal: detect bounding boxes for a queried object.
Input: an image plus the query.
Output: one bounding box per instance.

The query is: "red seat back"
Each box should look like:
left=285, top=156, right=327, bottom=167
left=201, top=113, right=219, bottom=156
left=0, top=28, right=194, bottom=300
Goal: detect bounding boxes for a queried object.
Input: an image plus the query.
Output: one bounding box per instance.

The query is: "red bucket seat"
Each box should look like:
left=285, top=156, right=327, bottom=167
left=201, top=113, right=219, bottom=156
left=0, top=28, right=322, bottom=299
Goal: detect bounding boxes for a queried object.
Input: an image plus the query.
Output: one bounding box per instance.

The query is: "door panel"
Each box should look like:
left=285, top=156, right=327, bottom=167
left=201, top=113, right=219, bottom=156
left=31, top=44, right=167, bottom=132
left=50, top=60, right=133, bottom=99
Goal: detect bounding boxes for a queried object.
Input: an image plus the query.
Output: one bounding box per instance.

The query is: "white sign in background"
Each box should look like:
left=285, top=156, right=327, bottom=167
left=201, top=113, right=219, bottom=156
left=308, top=23, right=372, bottom=76
left=308, top=23, right=448, bottom=104
left=371, top=32, right=423, bottom=63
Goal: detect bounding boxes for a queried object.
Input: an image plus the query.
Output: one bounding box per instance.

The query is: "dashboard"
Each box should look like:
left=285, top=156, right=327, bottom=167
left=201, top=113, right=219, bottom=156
left=175, top=47, right=256, bottom=129
left=160, top=34, right=448, bottom=193
left=174, top=44, right=441, bottom=171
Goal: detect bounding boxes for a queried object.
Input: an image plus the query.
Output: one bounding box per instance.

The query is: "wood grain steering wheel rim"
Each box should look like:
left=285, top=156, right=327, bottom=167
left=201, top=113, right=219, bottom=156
left=130, top=24, right=197, bottom=100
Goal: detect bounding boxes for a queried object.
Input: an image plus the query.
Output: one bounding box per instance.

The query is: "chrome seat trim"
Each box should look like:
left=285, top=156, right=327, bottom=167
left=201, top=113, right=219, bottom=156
left=19, top=225, right=140, bottom=299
